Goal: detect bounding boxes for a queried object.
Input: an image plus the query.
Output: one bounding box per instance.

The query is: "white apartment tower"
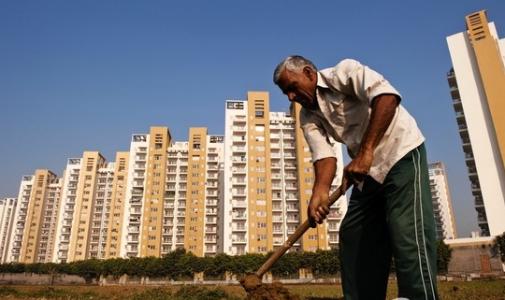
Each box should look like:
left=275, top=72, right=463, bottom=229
left=447, top=10, right=505, bottom=236
left=428, top=162, right=457, bottom=240
left=0, top=198, right=17, bottom=263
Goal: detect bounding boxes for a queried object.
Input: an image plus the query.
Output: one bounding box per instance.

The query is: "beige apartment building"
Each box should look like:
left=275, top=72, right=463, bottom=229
left=223, top=92, right=346, bottom=255
left=119, top=126, right=224, bottom=258
left=6, top=170, right=61, bottom=263
left=121, top=127, right=172, bottom=258
left=103, top=152, right=130, bottom=258
left=184, top=129, right=224, bottom=256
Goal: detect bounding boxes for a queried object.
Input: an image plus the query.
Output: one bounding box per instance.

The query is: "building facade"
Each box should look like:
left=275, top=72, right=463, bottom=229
left=446, top=10, right=505, bottom=236
left=223, top=92, right=346, bottom=255
left=53, top=152, right=108, bottom=262
left=0, top=198, right=16, bottom=263
left=120, top=126, right=224, bottom=258
left=5, top=170, right=61, bottom=263
left=428, top=162, right=457, bottom=240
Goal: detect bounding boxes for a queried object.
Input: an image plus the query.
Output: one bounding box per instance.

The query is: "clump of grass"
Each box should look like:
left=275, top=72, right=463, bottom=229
left=130, top=287, right=173, bottom=300
left=130, top=286, right=239, bottom=300
left=0, top=286, right=20, bottom=296
left=174, top=285, right=238, bottom=300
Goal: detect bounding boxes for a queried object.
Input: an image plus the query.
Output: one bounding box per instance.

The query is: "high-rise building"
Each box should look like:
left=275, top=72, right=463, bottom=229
left=163, top=141, right=190, bottom=254
left=121, top=127, right=172, bottom=258
left=104, top=152, right=130, bottom=258
left=0, top=198, right=16, bottom=263
left=184, top=129, right=224, bottom=257
left=223, top=92, right=346, bottom=255
left=53, top=152, right=108, bottom=262
left=446, top=10, right=505, bottom=236
left=428, top=162, right=457, bottom=240
left=7, top=175, right=35, bottom=262
left=6, top=170, right=61, bottom=263
left=120, top=126, right=224, bottom=258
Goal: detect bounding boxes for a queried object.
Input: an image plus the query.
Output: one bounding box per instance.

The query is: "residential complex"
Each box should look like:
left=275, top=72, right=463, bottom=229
left=119, top=127, right=224, bottom=258
left=428, top=162, right=457, bottom=240
left=446, top=10, right=505, bottom=236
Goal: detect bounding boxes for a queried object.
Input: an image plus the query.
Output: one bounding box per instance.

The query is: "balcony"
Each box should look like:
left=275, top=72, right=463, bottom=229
left=232, top=156, right=247, bottom=164
left=134, top=163, right=146, bottom=170
left=206, top=200, right=218, bottom=206
left=232, top=226, right=246, bottom=232
left=233, top=213, right=247, bottom=220
left=232, top=136, right=246, bottom=144
left=232, top=168, right=247, bottom=174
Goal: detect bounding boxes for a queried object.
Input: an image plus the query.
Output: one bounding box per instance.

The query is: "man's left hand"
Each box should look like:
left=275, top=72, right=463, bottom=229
left=344, top=150, right=374, bottom=185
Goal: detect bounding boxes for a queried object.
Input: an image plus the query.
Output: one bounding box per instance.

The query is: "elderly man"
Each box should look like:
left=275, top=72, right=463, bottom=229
left=274, top=55, right=438, bottom=300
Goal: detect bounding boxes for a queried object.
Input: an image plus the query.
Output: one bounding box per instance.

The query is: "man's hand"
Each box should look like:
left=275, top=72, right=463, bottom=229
left=344, top=150, right=374, bottom=185
left=308, top=186, right=330, bottom=228
left=309, top=157, right=336, bottom=228
left=344, top=94, right=398, bottom=185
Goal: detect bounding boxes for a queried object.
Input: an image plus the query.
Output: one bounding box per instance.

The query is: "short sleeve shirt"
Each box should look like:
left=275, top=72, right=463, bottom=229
left=300, top=59, right=425, bottom=183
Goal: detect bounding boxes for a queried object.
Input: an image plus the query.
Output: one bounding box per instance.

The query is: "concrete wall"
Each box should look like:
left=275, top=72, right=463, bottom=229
left=0, top=273, right=88, bottom=285
left=447, top=238, right=504, bottom=275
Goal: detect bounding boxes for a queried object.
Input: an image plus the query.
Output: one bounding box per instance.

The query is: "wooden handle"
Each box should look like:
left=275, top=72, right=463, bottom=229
left=255, top=177, right=350, bottom=277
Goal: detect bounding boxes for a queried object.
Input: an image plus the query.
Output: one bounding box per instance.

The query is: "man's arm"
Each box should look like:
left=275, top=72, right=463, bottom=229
left=345, top=94, right=399, bottom=182
left=309, top=157, right=336, bottom=227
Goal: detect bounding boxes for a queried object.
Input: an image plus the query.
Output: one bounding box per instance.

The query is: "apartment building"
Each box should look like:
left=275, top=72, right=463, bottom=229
left=5, top=170, right=61, bottom=263
left=223, top=92, right=346, bottom=255
left=0, top=198, right=16, bottom=263
left=53, top=152, right=107, bottom=262
left=120, top=127, right=172, bottom=257
left=447, top=10, right=505, bottom=236
left=428, top=162, right=458, bottom=240
left=104, top=152, right=130, bottom=258
left=184, top=129, right=224, bottom=257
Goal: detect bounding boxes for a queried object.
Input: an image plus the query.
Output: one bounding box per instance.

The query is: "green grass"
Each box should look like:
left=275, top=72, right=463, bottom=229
left=0, top=279, right=504, bottom=299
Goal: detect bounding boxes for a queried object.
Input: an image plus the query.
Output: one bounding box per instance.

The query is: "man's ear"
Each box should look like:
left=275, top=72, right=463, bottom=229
left=303, top=66, right=316, bottom=81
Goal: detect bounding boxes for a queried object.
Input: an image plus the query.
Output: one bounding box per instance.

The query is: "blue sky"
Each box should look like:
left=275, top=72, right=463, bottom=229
left=1, top=1, right=504, bottom=237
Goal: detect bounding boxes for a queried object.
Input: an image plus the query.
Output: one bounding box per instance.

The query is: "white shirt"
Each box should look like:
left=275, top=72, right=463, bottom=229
left=300, top=59, right=425, bottom=183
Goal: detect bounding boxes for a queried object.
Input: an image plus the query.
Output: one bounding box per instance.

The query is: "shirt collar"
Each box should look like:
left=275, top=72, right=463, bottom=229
left=317, top=72, right=330, bottom=89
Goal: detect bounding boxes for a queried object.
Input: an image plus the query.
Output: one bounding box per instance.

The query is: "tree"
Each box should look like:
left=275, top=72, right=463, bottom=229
left=270, top=252, right=301, bottom=277
left=491, top=231, right=505, bottom=263
left=312, top=248, right=340, bottom=276
left=101, top=258, right=127, bottom=278
left=69, top=259, right=102, bottom=283
left=204, top=253, right=231, bottom=279
left=437, top=239, right=452, bottom=274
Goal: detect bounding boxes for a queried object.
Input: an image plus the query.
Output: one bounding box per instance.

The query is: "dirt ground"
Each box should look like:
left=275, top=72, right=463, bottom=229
left=1, top=279, right=505, bottom=299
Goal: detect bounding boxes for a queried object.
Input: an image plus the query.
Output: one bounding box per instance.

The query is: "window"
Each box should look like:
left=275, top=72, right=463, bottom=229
left=255, top=125, right=265, bottom=132
left=227, top=101, right=244, bottom=109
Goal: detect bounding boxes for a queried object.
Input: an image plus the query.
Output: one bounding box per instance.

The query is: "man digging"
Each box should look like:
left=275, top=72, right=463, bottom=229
left=274, top=55, right=439, bottom=300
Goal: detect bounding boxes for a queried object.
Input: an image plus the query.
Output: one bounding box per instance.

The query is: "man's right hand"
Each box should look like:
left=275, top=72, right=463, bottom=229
left=308, top=186, right=330, bottom=228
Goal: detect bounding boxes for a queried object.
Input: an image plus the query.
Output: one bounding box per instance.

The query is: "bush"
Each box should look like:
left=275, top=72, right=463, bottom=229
left=491, top=231, right=505, bottom=263
left=437, top=239, right=452, bottom=274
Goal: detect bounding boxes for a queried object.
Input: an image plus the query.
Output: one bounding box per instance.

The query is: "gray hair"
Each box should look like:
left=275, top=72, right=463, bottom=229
left=273, top=55, right=317, bottom=85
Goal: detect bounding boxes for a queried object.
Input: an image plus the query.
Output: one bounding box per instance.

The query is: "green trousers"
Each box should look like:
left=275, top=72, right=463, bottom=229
left=339, top=144, right=438, bottom=300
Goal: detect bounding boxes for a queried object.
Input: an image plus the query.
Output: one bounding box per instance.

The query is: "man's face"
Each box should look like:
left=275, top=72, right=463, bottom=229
left=277, top=67, right=318, bottom=110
